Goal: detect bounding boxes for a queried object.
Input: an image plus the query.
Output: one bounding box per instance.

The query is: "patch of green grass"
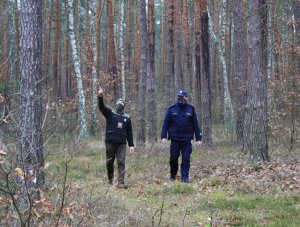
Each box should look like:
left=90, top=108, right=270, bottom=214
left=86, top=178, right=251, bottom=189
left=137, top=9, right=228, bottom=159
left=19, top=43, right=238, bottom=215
left=195, top=193, right=300, bottom=226
left=46, top=150, right=106, bottom=180
left=167, top=184, right=194, bottom=195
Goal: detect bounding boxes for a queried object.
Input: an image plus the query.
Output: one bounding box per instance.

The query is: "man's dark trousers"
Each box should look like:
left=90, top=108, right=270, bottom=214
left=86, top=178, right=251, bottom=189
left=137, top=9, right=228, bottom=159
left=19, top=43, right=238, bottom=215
left=169, top=140, right=192, bottom=181
left=105, top=142, right=126, bottom=184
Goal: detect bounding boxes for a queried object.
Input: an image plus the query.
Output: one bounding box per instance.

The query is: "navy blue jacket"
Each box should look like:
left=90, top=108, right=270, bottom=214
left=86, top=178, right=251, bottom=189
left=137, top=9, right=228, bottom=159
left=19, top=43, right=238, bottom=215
left=98, top=97, right=134, bottom=147
left=161, top=103, right=202, bottom=141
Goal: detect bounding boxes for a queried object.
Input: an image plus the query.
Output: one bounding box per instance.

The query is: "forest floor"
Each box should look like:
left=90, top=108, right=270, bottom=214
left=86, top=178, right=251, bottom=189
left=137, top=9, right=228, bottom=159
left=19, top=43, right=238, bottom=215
left=1, top=133, right=300, bottom=226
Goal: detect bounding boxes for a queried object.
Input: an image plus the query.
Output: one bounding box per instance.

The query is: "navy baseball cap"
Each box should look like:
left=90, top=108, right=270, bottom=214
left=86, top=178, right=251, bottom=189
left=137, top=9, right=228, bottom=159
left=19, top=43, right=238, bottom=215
left=177, top=90, right=188, bottom=97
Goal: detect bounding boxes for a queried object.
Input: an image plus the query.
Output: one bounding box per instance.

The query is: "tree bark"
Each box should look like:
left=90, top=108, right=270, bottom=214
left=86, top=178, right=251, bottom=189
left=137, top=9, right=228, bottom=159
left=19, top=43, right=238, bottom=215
left=42, top=0, right=53, bottom=89
left=200, top=1, right=212, bottom=146
left=244, top=0, right=269, bottom=162
left=174, top=0, right=183, bottom=91
left=67, top=0, right=88, bottom=139
left=183, top=0, right=192, bottom=94
left=166, top=0, right=175, bottom=105
left=219, top=0, right=235, bottom=132
left=96, top=0, right=103, bottom=78
left=125, top=0, right=132, bottom=75
left=137, top=0, right=148, bottom=146
left=53, top=0, right=61, bottom=99
left=14, top=0, right=20, bottom=81
left=194, top=0, right=201, bottom=118
left=107, top=0, right=118, bottom=98
left=18, top=0, right=44, bottom=206
left=0, top=0, right=8, bottom=84
left=233, top=0, right=247, bottom=145
left=147, top=0, right=157, bottom=143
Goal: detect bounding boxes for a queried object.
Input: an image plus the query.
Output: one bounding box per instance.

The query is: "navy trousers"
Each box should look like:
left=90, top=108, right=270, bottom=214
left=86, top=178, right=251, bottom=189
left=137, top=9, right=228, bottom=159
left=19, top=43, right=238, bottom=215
left=169, top=140, right=192, bottom=180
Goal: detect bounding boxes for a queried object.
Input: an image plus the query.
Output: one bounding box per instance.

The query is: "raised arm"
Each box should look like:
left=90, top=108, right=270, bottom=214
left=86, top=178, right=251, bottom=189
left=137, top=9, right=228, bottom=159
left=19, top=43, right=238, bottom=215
left=97, top=87, right=111, bottom=118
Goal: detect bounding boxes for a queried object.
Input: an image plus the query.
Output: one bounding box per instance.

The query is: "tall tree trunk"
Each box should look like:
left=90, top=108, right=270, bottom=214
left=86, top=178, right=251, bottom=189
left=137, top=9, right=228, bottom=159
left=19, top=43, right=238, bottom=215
left=65, top=3, right=72, bottom=99
left=147, top=0, right=157, bottom=143
left=289, top=1, right=300, bottom=151
left=125, top=0, right=132, bottom=75
left=42, top=0, right=53, bottom=89
left=0, top=0, right=8, bottom=84
left=244, top=0, right=269, bottom=162
left=96, top=0, right=103, bottom=78
left=137, top=0, right=148, bottom=146
left=85, top=0, right=99, bottom=136
left=260, top=0, right=268, bottom=121
left=174, top=0, right=183, bottom=91
left=166, top=0, right=175, bottom=105
left=67, top=0, right=88, bottom=139
left=233, top=0, right=247, bottom=145
left=14, top=0, right=20, bottom=81
left=134, top=0, right=140, bottom=101
left=183, top=0, right=192, bottom=94
left=53, top=0, right=61, bottom=99
left=118, top=0, right=126, bottom=99
left=219, top=0, right=235, bottom=132
left=194, top=0, right=201, bottom=118
left=107, top=0, right=118, bottom=99
left=18, top=0, right=44, bottom=209
left=200, top=0, right=212, bottom=146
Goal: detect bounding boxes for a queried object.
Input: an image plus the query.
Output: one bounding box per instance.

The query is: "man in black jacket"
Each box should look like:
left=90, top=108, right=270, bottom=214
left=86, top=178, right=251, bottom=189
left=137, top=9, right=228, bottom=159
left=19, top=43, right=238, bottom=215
left=98, top=88, right=134, bottom=188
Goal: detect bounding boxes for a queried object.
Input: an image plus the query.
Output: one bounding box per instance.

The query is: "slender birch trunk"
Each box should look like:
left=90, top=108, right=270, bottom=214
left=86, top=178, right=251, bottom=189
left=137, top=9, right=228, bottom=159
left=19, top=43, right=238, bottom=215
left=67, top=0, right=88, bottom=139
left=86, top=1, right=99, bottom=136
left=218, top=0, right=235, bottom=132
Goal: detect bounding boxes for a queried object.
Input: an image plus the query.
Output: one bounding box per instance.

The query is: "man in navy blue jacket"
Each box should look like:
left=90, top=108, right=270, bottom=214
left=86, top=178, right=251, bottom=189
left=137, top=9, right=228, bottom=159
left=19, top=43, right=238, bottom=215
left=161, top=90, right=202, bottom=183
left=98, top=87, right=134, bottom=188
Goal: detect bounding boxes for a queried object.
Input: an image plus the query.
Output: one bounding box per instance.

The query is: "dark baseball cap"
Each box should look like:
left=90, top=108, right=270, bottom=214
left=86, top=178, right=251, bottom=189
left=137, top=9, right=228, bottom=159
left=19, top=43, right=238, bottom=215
left=177, top=90, right=188, bottom=97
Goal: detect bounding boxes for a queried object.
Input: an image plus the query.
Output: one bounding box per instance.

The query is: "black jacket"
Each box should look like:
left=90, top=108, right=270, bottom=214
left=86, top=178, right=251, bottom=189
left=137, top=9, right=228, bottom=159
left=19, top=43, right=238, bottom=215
left=98, top=97, right=134, bottom=147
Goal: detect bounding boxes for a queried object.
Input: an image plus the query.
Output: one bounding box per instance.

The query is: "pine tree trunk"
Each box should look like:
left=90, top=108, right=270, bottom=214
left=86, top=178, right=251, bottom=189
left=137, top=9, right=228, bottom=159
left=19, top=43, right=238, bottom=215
left=14, top=0, right=20, bottom=81
left=118, top=0, right=126, bottom=99
left=53, top=0, right=61, bottom=99
left=137, top=0, right=148, bottom=146
left=147, top=0, right=157, bottom=143
left=134, top=0, right=140, bottom=101
left=183, top=0, right=192, bottom=94
left=18, top=0, right=44, bottom=206
left=194, top=0, right=201, bottom=118
left=233, top=0, right=247, bottom=145
left=244, top=0, right=269, bottom=162
left=96, top=0, right=103, bottom=79
left=200, top=1, right=212, bottom=146
left=107, top=0, right=118, bottom=99
left=67, top=0, right=88, bottom=139
left=42, top=0, right=53, bottom=89
left=0, top=0, right=8, bottom=84
left=166, top=0, right=175, bottom=105
left=125, top=0, right=132, bottom=75
left=174, top=0, right=183, bottom=91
